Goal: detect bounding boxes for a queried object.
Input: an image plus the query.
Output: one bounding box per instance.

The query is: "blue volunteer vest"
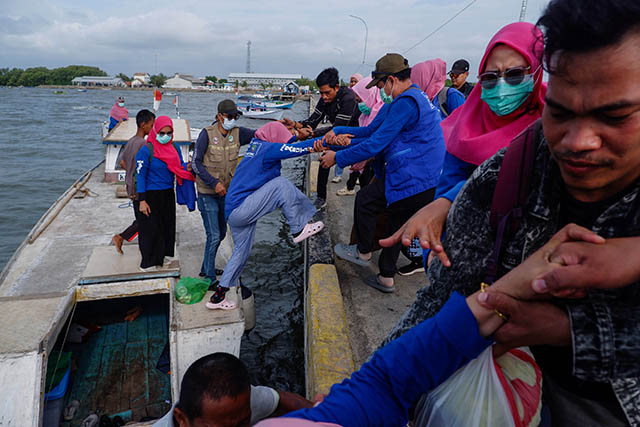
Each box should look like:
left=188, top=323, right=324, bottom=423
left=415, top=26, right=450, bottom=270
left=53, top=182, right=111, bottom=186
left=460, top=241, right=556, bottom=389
left=383, top=86, right=446, bottom=204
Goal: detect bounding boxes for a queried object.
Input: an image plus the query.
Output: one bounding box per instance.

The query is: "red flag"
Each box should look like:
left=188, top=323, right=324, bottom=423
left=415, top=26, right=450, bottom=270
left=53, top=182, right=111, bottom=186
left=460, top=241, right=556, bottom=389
left=153, top=89, right=162, bottom=111
left=172, top=96, right=177, bottom=105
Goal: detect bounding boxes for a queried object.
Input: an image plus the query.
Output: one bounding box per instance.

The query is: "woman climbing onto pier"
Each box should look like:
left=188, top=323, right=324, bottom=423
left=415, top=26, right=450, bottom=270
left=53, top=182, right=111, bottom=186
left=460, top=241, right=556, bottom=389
left=135, top=115, right=195, bottom=270
left=206, top=122, right=324, bottom=310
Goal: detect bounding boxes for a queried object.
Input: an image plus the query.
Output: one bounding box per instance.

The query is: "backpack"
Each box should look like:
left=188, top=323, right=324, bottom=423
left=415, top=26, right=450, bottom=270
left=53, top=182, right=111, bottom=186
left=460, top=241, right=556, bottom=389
left=436, top=87, right=450, bottom=117
left=484, top=119, right=541, bottom=284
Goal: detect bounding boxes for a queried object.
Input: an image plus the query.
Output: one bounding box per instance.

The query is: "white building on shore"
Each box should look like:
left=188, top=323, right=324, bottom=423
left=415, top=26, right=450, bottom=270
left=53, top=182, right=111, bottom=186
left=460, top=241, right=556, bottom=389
left=164, top=73, right=206, bottom=89
left=132, top=73, right=151, bottom=87
left=227, top=73, right=302, bottom=89
left=71, top=76, right=126, bottom=87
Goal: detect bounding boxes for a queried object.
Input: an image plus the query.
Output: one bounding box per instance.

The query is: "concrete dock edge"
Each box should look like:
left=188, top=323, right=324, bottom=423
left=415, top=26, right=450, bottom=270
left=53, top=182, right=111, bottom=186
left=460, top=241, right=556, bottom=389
left=305, top=263, right=354, bottom=398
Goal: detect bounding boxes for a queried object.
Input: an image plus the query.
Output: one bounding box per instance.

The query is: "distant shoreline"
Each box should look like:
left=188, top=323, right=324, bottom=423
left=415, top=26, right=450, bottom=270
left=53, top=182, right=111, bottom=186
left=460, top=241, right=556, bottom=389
left=31, top=85, right=311, bottom=100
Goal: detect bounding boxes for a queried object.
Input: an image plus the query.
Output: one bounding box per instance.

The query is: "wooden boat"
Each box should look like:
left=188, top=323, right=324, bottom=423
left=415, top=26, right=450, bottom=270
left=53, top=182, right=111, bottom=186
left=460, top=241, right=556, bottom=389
left=0, top=119, right=249, bottom=425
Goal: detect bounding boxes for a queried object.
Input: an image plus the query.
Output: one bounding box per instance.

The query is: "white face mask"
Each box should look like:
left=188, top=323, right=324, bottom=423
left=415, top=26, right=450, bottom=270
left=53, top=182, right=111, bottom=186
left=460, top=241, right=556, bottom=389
left=222, top=118, right=236, bottom=130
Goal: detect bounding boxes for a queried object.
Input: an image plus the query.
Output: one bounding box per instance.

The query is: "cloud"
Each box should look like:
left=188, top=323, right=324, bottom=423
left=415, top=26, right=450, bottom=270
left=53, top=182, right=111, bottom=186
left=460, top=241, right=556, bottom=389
left=0, top=0, right=552, bottom=79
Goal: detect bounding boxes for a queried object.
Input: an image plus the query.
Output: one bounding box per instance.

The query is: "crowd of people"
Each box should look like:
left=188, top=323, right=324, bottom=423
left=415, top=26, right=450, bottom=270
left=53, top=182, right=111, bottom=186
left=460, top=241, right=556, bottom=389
left=108, top=0, right=640, bottom=424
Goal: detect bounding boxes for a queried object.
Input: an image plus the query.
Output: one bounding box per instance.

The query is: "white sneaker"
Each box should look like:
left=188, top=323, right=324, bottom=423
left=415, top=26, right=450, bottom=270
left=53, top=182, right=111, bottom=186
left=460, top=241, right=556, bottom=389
left=139, top=265, right=158, bottom=272
left=336, top=187, right=355, bottom=196
left=331, top=176, right=342, bottom=183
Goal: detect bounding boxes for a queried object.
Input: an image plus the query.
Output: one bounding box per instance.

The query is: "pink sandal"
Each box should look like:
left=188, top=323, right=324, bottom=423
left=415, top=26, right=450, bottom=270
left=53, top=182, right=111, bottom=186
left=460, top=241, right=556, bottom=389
left=293, top=221, right=325, bottom=243
left=205, top=286, right=237, bottom=311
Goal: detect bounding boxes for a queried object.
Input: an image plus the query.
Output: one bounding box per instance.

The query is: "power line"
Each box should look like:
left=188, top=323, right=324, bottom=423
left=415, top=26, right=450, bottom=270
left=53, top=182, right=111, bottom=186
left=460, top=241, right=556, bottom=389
left=402, top=0, right=479, bottom=55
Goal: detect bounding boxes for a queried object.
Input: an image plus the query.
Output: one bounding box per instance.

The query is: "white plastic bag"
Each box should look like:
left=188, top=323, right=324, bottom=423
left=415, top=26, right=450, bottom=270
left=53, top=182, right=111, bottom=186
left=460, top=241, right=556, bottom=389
left=415, top=347, right=543, bottom=427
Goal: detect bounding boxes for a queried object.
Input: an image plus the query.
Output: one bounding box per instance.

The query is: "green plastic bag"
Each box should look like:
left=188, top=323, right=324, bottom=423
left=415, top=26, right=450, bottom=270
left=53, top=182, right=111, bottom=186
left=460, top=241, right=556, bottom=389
left=175, top=277, right=211, bottom=304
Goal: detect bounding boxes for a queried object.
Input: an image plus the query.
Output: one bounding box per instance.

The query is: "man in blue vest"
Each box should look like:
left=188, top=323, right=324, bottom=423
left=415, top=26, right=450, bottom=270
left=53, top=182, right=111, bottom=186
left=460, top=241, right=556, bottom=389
left=319, top=53, right=445, bottom=293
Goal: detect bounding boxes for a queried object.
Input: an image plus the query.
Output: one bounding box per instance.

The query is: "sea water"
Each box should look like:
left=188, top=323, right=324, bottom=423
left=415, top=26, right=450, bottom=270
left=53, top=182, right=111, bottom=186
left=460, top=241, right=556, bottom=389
left=0, top=86, right=307, bottom=393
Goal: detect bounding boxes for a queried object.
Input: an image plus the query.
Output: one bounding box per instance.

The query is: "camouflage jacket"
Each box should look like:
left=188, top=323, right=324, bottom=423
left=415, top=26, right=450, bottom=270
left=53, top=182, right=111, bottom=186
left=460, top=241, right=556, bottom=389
left=385, top=128, right=640, bottom=425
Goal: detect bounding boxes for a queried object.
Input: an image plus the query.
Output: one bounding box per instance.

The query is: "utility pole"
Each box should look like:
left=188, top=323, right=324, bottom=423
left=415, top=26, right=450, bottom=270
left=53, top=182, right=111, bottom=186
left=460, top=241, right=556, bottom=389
left=519, top=0, right=528, bottom=21
left=349, top=15, right=368, bottom=65
left=246, top=41, right=251, bottom=73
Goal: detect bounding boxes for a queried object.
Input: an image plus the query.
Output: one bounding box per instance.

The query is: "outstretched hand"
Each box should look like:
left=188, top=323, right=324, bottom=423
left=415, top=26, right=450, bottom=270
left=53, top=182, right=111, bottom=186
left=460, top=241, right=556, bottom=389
left=320, top=151, right=337, bottom=169
left=379, top=198, right=453, bottom=267
left=533, top=236, right=640, bottom=297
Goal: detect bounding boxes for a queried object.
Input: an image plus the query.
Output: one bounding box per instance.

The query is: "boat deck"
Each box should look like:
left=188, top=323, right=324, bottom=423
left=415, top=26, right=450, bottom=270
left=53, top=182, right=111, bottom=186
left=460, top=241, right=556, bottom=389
left=0, top=162, right=242, bottom=425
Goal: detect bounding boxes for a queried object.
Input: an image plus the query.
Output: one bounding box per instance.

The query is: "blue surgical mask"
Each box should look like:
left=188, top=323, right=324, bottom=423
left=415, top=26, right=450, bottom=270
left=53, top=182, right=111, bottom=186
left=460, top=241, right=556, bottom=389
left=222, top=118, right=236, bottom=130
left=480, top=76, right=534, bottom=116
left=156, top=134, right=171, bottom=144
left=118, top=102, right=125, bottom=107
left=358, top=102, right=372, bottom=115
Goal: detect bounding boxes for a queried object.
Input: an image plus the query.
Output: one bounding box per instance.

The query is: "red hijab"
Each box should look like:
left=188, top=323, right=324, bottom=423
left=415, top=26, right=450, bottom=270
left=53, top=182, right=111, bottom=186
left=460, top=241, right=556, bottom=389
left=444, top=22, right=546, bottom=166
left=109, top=101, right=128, bottom=121
left=148, top=116, right=194, bottom=184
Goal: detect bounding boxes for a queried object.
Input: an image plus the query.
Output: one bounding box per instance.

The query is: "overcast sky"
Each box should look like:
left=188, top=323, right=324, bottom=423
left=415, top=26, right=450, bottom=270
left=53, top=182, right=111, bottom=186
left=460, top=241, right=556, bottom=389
left=2, top=0, right=551, bottom=81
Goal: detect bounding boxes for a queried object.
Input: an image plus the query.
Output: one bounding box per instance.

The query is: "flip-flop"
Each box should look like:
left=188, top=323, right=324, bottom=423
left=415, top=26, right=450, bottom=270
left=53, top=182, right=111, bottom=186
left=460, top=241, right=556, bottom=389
left=334, top=243, right=373, bottom=267
left=293, top=221, right=325, bottom=243
left=364, top=274, right=395, bottom=293
left=63, top=399, right=80, bottom=421
left=82, top=414, right=99, bottom=427
left=205, top=291, right=237, bottom=310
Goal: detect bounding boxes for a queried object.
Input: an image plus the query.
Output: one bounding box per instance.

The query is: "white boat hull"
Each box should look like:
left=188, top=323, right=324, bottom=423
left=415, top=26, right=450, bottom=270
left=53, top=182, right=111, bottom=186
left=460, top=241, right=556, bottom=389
left=243, top=109, right=284, bottom=120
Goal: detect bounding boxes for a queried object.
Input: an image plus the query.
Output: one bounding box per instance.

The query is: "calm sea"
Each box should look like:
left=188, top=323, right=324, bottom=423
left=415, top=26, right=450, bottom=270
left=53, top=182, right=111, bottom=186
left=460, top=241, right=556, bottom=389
left=0, top=86, right=308, bottom=393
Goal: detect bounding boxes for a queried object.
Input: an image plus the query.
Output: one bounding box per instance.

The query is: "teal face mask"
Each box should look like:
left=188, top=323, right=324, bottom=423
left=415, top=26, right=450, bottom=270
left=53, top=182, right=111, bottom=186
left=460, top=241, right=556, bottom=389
left=358, top=102, right=372, bottom=115
left=380, top=87, right=393, bottom=104
left=156, top=134, right=172, bottom=144
left=118, top=102, right=125, bottom=107
left=480, top=76, right=534, bottom=116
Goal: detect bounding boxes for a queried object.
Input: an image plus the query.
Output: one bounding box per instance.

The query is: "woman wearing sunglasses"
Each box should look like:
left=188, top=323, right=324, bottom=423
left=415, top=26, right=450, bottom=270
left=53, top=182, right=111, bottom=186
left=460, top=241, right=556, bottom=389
left=380, top=22, right=546, bottom=268
left=135, top=116, right=195, bottom=270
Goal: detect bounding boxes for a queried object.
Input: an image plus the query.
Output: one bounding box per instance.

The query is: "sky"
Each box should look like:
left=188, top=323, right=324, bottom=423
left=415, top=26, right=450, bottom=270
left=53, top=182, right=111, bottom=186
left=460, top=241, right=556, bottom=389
left=1, top=0, right=551, bottom=81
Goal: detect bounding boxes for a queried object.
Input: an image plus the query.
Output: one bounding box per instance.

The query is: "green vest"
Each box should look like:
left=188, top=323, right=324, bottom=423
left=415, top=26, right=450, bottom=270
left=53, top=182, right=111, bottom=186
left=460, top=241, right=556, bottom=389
left=196, top=125, right=240, bottom=194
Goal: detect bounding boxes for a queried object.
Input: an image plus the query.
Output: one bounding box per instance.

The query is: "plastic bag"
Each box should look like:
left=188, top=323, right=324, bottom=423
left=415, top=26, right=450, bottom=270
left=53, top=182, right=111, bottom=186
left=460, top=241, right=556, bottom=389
left=174, top=277, right=210, bottom=304
left=415, top=347, right=542, bottom=427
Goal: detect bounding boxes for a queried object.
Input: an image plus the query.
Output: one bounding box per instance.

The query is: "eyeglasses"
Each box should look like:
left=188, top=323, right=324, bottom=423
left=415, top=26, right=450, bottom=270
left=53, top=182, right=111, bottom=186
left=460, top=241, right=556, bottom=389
left=448, top=72, right=460, bottom=79
left=371, top=70, right=391, bottom=82
left=478, top=66, right=531, bottom=89
left=158, top=131, right=173, bottom=136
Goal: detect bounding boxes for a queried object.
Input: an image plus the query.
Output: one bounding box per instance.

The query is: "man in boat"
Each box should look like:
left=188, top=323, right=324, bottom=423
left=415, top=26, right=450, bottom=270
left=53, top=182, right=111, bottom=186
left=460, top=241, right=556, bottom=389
left=192, top=100, right=256, bottom=286
left=282, top=67, right=360, bottom=209
left=111, top=109, right=156, bottom=253
left=109, top=96, right=129, bottom=131
left=153, top=352, right=313, bottom=426
left=381, top=0, right=640, bottom=423
left=319, top=53, right=446, bottom=294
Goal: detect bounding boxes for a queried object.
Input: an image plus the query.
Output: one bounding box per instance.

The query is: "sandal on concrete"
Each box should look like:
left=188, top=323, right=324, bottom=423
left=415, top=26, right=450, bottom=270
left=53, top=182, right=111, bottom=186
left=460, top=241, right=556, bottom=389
left=293, top=221, right=325, bottom=243
left=364, top=274, right=395, bottom=293
left=205, top=286, right=237, bottom=310
left=334, top=243, right=373, bottom=267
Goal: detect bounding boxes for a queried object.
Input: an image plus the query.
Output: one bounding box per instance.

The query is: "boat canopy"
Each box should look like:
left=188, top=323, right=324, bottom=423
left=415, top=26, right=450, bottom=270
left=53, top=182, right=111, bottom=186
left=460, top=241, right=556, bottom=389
left=102, top=119, right=192, bottom=145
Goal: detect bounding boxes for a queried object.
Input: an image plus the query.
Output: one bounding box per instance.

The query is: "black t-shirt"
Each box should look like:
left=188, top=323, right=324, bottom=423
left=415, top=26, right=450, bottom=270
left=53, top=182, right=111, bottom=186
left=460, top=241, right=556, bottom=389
left=532, top=189, right=623, bottom=403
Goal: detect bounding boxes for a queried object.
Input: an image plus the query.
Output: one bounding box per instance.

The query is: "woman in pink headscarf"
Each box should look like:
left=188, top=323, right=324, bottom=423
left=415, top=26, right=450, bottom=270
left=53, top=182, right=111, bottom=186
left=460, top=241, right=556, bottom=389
left=381, top=22, right=546, bottom=268
left=411, top=59, right=466, bottom=120
left=335, top=76, right=384, bottom=196
left=135, top=116, right=195, bottom=269
left=108, top=96, right=128, bottom=131
left=349, top=73, right=363, bottom=88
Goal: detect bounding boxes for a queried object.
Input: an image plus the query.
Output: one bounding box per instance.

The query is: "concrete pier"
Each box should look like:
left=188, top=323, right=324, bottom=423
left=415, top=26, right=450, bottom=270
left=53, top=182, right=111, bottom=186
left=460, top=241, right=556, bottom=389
left=304, top=95, right=428, bottom=397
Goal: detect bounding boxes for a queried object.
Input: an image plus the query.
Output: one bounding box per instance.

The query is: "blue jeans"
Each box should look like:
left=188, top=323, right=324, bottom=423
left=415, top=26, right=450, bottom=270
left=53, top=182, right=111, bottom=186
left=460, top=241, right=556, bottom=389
left=219, top=176, right=315, bottom=288
left=334, top=165, right=344, bottom=177
left=198, top=193, right=226, bottom=281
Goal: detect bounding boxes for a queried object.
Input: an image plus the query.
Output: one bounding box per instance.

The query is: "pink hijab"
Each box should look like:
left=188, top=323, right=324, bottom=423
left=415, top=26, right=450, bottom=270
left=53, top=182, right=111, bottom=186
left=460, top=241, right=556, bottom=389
left=445, top=22, right=546, bottom=166
left=351, top=77, right=384, bottom=127
left=255, top=122, right=293, bottom=143
left=350, top=73, right=363, bottom=85
left=148, top=116, right=194, bottom=184
left=109, top=100, right=128, bottom=121
left=411, top=59, right=447, bottom=100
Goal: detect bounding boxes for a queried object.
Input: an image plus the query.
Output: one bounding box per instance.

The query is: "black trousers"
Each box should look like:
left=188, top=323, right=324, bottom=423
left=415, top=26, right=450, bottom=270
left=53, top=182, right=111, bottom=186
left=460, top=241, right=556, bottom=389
left=354, top=178, right=435, bottom=278
left=119, top=200, right=140, bottom=241
left=346, top=163, right=374, bottom=191
left=137, top=189, right=176, bottom=268
left=317, top=165, right=330, bottom=200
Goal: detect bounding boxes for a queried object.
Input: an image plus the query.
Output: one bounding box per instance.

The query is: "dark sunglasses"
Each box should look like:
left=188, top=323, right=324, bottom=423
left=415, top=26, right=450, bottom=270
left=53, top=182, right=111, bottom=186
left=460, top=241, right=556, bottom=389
left=371, top=70, right=391, bottom=82
left=158, top=131, right=173, bottom=136
left=478, top=66, right=531, bottom=89
left=223, top=113, right=238, bottom=120
left=448, top=72, right=460, bottom=78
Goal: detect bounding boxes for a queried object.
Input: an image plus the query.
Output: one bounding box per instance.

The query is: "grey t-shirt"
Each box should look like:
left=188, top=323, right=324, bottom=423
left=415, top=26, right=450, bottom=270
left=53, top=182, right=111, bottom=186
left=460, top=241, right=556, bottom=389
left=152, top=385, right=279, bottom=426
left=118, top=135, right=146, bottom=198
